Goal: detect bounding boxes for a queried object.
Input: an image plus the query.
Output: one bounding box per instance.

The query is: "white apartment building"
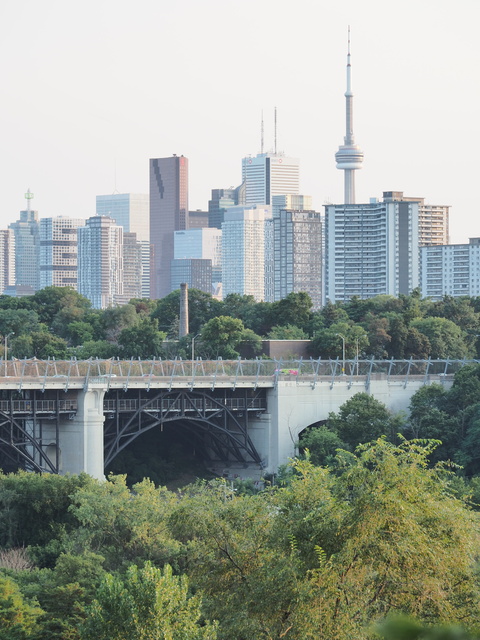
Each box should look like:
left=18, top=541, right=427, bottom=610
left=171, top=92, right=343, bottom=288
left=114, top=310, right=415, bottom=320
left=324, top=199, right=419, bottom=303
left=222, top=206, right=272, bottom=301
left=78, top=216, right=124, bottom=309
left=0, top=230, right=15, bottom=294
left=39, top=217, right=85, bottom=290
left=421, top=238, right=480, bottom=300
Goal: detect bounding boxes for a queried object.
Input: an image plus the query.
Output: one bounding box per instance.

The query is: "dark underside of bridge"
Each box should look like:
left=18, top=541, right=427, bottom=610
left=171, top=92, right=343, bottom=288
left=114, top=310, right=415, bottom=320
left=0, top=388, right=267, bottom=482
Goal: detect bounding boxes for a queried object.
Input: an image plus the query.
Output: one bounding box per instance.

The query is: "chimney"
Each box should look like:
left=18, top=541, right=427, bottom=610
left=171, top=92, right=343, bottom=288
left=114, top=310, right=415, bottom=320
left=179, top=283, right=189, bottom=337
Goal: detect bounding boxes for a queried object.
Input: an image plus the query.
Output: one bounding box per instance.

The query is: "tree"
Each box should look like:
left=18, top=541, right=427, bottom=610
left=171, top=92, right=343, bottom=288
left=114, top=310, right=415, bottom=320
left=411, top=317, right=470, bottom=359
left=200, top=316, right=246, bottom=359
left=152, top=289, right=222, bottom=337
left=80, top=563, right=217, bottom=640
left=326, top=392, right=401, bottom=449
left=298, top=425, right=346, bottom=466
left=118, top=317, right=166, bottom=358
left=268, top=292, right=312, bottom=331
left=291, top=439, right=480, bottom=638
left=31, top=287, right=91, bottom=331
left=267, top=324, right=309, bottom=340
left=0, top=576, right=43, bottom=639
left=310, top=321, right=368, bottom=360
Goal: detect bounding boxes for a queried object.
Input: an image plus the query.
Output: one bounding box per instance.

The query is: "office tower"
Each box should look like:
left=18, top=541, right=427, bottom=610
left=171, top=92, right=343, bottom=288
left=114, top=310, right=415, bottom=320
left=149, top=155, right=188, bottom=299
left=140, top=241, right=151, bottom=298
left=222, top=206, right=272, bottom=301
left=208, top=186, right=245, bottom=229
left=39, top=217, right=85, bottom=290
left=9, top=190, right=40, bottom=291
left=335, top=28, right=364, bottom=204
left=273, top=206, right=322, bottom=310
left=324, top=198, right=419, bottom=303
left=116, top=232, right=143, bottom=304
left=78, top=216, right=123, bottom=309
left=0, top=230, right=15, bottom=294
left=421, top=238, right=480, bottom=300
left=188, top=210, right=208, bottom=229
left=96, top=193, right=149, bottom=242
left=382, top=191, right=449, bottom=247
left=173, top=227, right=222, bottom=287
left=171, top=259, right=213, bottom=294
left=241, top=153, right=299, bottom=206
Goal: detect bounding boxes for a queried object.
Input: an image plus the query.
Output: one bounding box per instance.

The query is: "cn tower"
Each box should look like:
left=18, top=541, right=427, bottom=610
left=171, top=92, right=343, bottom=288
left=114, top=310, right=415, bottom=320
left=335, top=27, right=364, bottom=204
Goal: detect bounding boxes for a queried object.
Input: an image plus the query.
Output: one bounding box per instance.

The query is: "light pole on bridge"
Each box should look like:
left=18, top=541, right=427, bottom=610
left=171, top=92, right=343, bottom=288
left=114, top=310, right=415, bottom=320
left=336, top=333, right=346, bottom=375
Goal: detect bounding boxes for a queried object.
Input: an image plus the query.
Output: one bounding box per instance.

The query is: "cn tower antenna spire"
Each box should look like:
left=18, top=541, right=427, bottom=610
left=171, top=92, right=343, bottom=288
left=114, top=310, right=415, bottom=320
left=335, top=26, right=364, bottom=204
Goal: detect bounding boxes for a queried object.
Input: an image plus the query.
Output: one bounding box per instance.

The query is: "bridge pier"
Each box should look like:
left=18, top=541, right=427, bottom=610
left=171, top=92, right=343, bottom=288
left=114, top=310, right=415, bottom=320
left=58, top=389, right=105, bottom=480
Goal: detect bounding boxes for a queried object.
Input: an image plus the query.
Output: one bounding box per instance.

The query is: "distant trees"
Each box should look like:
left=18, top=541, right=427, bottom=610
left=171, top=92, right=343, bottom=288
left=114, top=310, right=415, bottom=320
left=0, top=286, right=479, bottom=361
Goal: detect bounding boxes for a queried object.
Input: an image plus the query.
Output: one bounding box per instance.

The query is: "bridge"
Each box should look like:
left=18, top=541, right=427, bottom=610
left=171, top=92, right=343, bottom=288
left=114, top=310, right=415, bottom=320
left=0, top=357, right=470, bottom=481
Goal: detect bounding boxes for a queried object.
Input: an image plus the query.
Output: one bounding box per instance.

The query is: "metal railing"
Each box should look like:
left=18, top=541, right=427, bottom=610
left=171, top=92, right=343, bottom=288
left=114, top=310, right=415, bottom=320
left=0, top=356, right=474, bottom=390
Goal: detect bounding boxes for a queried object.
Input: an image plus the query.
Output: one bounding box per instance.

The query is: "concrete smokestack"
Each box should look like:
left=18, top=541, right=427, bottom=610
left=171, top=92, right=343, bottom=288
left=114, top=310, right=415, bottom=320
left=179, top=283, right=189, bottom=337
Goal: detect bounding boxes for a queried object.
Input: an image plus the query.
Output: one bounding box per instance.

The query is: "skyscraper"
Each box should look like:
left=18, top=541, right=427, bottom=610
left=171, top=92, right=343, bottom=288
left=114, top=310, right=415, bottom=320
left=324, top=199, right=419, bottom=303
left=78, top=216, right=123, bottom=309
left=241, top=153, right=299, bottom=206
left=335, top=28, right=364, bottom=204
left=39, top=217, right=85, bottom=289
left=0, top=230, right=15, bottom=294
left=149, top=155, right=188, bottom=299
left=222, top=206, right=272, bottom=301
left=208, top=186, right=245, bottom=229
left=382, top=192, right=449, bottom=247
left=9, top=190, right=40, bottom=291
left=96, top=193, right=149, bottom=242
left=272, top=203, right=323, bottom=310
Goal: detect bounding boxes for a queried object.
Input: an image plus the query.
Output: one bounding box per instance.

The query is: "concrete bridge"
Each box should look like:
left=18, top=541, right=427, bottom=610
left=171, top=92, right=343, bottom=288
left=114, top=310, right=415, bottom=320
left=0, top=357, right=469, bottom=481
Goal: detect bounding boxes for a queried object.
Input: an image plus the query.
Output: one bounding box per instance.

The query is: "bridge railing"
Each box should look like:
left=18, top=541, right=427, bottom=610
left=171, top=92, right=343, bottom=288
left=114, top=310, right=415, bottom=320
left=0, top=357, right=477, bottom=388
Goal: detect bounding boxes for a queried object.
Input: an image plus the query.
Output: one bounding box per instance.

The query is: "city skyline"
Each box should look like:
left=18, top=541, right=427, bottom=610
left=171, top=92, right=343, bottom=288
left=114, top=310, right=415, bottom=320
left=0, top=0, right=478, bottom=244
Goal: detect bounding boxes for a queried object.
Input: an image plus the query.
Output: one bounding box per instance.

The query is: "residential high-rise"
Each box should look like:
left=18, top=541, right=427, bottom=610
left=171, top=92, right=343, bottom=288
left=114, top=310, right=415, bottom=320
left=335, top=28, right=364, bottom=204
left=9, top=190, right=40, bottom=291
left=149, top=155, right=188, bottom=299
left=222, top=206, right=272, bottom=301
left=324, top=198, right=419, bottom=303
left=241, top=153, right=299, bottom=206
left=382, top=191, right=449, bottom=247
left=78, top=216, right=123, bottom=309
left=39, top=217, right=85, bottom=290
left=272, top=203, right=322, bottom=310
left=116, top=232, right=143, bottom=304
left=421, top=238, right=480, bottom=300
left=0, top=230, right=15, bottom=294
left=96, top=193, right=149, bottom=242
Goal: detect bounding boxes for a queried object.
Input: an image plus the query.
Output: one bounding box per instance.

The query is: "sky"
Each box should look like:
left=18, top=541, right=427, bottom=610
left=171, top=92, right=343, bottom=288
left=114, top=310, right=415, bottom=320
left=0, top=0, right=478, bottom=244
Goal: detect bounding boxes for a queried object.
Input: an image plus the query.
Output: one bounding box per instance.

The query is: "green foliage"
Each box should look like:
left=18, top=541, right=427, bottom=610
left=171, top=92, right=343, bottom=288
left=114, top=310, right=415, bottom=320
left=298, top=425, right=346, bottom=466
left=326, top=392, right=401, bottom=449
left=0, top=471, right=95, bottom=559
left=68, top=475, right=180, bottom=571
left=152, top=288, right=222, bottom=337
left=200, top=315, right=246, bottom=359
left=411, top=317, right=471, bottom=359
left=118, top=317, right=166, bottom=358
left=80, top=563, right=217, bottom=640
left=267, top=324, right=309, bottom=340
left=0, top=575, right=43, bottom=639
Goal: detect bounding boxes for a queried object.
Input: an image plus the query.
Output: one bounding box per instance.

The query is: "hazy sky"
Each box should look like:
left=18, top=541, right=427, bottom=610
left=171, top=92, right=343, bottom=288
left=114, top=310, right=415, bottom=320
left=1, top=0, right=478, bottom=243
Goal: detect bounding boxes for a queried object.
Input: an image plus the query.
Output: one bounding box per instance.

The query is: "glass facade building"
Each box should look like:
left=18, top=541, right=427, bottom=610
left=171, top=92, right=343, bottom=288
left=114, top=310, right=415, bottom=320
left=149, top=156, right=188, bottom=299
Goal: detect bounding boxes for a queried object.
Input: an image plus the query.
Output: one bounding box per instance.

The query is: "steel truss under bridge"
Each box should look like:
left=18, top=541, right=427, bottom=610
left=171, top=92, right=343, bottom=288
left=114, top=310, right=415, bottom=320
left=103, top=387, right=267, bottom=469
left=0, top=390, right=77, bottom=473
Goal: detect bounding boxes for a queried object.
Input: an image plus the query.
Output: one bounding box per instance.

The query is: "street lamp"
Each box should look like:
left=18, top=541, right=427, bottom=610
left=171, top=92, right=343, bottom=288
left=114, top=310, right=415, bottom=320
left=191, top=334, right=201, bottom=370
left=4, top=332, right=14, bottom=376
left=336, top=333, right=346, bottom=375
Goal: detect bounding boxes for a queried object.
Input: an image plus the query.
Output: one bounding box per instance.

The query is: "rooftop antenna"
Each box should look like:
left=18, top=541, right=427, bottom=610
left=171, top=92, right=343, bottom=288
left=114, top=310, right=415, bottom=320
left=274, top=106, right=277, bottom=154
left=261, top=110, right=264, bottom=154
left=24, top=188, right=34, bottom=212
